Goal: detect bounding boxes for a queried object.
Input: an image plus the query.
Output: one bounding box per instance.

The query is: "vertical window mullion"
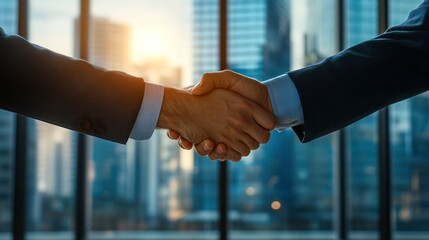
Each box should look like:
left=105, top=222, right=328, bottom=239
left=75, top=1, right=90, bottom=240
left=336, top=0, right=348, bottom=238
left=219, top=0, right=228, bottom=240
left=13, top=0, right=29, bottom=239
left=377, top=0, right=391, bottom=239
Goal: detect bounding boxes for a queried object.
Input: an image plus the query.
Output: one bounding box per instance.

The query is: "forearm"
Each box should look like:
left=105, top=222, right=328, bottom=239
left=0, top=29, right=145, bottom=143
left=289, top=1, right=429, bottom=142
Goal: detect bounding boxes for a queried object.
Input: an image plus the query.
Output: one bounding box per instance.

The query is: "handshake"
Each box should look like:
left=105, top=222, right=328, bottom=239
left=157, top=70, right=276, bottom=162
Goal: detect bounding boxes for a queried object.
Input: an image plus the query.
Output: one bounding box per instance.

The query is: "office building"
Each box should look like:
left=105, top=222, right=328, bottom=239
left=0, top=0, right=16, bottom=232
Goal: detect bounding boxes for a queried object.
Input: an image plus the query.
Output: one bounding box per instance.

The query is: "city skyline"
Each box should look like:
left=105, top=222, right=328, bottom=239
left=1, top=0, right=429, bottom=239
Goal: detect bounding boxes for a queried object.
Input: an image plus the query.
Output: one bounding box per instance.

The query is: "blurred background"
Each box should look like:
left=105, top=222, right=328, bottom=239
left=0, top=0, right=428, bottom=239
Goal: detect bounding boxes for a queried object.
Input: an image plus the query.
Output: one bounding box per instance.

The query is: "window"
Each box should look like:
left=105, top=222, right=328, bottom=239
left=0, top=0, right=17, bottom=239
left=228, top=1, right=337, bottom=239
left=88, top=1, right=216, bottom=239
left=4, top=0, right=429, bottom=240
left=26, top=1, right=79, bottom=239
left=389, top=1, right=429, bottom=239
left=345, top=1, right=378, bottom=239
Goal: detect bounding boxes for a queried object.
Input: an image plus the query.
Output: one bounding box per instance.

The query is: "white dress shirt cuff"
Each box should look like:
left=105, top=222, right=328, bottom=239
left=130, top=82, right=164, bottom=140
left=263, top=74, right=304, bottom=130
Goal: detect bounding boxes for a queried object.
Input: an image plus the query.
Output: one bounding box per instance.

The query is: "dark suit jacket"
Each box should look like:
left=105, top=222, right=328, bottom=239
left=0, top=29, right=145, bottom=144
left=289, top=0, right=429, bottom=142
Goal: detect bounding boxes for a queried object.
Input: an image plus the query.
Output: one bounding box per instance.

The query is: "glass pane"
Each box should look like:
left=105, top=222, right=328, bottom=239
left=0, top=1, right=17, bottom=239
left=27, top=0, right=79, bottom=239
left=89, top=1, right=216, bottom=239
left=228, top=0, right=336, bottom=239
left=389, top=1, right=429, bottom=240
left=345, top=1, right=378, bottom=239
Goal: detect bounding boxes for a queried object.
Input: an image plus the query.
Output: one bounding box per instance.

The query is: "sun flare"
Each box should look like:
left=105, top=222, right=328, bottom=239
left=132, top=31, right=168, bottom=62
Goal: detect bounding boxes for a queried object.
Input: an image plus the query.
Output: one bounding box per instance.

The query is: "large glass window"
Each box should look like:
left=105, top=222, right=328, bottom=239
left=27, top=1, right=79, bottom=239
left=389, top=1, right=429, bottom=239
left=228, top=0, right=337, bottom=239
left=3, top=0, right=429, bottom=240
left=88, top=1, right=216, bottom=239
left=345, top=1, right=378, bottom=239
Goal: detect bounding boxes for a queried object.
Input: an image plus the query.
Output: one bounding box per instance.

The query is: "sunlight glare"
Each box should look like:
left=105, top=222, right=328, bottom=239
left=133, top=31, right=168, bottom=62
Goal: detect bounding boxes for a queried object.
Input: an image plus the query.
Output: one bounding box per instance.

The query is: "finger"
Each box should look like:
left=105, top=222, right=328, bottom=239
left=207, top=144, right=228, bottom=160
left=178, top=137, right=193, bottom=150
left=231, top=140, right=251, bottom=157
left=194, top=139, right=216, bottom=156
left=208, top=147, right=228, bottom=160
left=167, top=129, right=180, bottom=140
left=218, top=148, right=242, bottom=162
left=240, top=133, right=260, bottom=150
left=192, top=70, right=235, bottom=96
left=245, top=119, right=271, bottom=144
left=249, top=101, right=276, bottom=130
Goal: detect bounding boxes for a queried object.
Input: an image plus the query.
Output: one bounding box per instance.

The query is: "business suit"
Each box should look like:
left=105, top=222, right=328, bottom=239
left=0, top=28, right=144, bottom=144
left=288, top=0, right=429, bottom=142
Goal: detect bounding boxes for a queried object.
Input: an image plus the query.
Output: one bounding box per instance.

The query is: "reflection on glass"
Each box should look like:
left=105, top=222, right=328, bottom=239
left=89, top=1, right=216, bottom=239
left=0, top=0, right=17, bottom=239
left=345, top=1, right=378, bottom=239
left=26, top=1, right=79, bottom=239
left=228, top=0, right=336, bottom=239
left=389, top=1, right=429, bottom=239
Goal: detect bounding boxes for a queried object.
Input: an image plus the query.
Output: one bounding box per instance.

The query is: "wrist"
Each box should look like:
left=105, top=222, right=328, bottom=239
left=157, top=87, right=192, bottom=131
left=262, top=84, right=273, bottom=115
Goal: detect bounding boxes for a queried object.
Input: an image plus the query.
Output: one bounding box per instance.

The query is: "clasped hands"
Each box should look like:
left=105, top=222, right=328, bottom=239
left=157, top=70, right=275, bottom=162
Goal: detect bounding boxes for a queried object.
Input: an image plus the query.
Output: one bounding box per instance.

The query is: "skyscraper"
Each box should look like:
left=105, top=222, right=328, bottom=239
left=345, top=0, right=426, bottom=231
left=0, top=0, right=16, bottom=34
left=74, top=17, right=131, bottom=71
left=345, top=0, right=379, bottom=231
left=0, top=0, right=17, bottom=232
left=74, top=17, right=133, bottom=229
left=74, top=17, right=131, bottom=202
left=388, top=0, right=429, bottom=231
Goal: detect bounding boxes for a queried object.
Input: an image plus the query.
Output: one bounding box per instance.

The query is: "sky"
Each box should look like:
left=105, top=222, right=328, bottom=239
left=29, top=0, right=194, bottom=85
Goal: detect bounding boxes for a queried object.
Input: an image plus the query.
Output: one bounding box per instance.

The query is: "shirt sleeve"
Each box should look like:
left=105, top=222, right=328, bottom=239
left=129, top=82, right=164, bottom=140
left=263, top=74, right=304, bottom=130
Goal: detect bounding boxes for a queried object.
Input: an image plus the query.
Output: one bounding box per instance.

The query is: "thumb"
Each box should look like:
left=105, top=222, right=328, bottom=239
left=192, top=77, right=214, bottom=95
left=192, top=71, right=233, bottom=95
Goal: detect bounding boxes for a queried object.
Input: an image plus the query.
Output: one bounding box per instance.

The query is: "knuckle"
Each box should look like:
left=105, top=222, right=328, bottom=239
left=201, top=72, right=211, bottom=80
left=243, top=149, right=250, bottom=157
left=260, top=132, right=270, bottom=143
left=208, top=154, right=217, bottom=160
left=250, top=142, right=260, bottom=150
left=230, top=116, right=245, bottom=128
left=268, top=117, right=276, bottom=130
left=240, top=146, right=251, bottom=156
left=196, top=147, right=205, bottom=156
left=236, top=116, right=247, bottom=127
left=238, top=99, right=251, bottom=110
left=221, top=69, right=232, bottom=75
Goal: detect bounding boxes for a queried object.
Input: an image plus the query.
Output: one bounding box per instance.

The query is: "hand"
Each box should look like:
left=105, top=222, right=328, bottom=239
left=158, top=87, right=275, bottom=161
left=167, top=70, right=274, bottom=160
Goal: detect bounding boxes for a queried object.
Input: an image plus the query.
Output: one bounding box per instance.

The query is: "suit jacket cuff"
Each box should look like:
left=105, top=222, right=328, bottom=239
left=263, top=74, right=304, bottom=130
left=130, top=82, right=164, bottom=140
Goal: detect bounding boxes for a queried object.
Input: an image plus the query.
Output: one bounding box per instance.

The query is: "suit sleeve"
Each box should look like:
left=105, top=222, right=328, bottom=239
left=0, top=29, right=145, bottom=144
left=288, top=1, right=429, bottom=143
